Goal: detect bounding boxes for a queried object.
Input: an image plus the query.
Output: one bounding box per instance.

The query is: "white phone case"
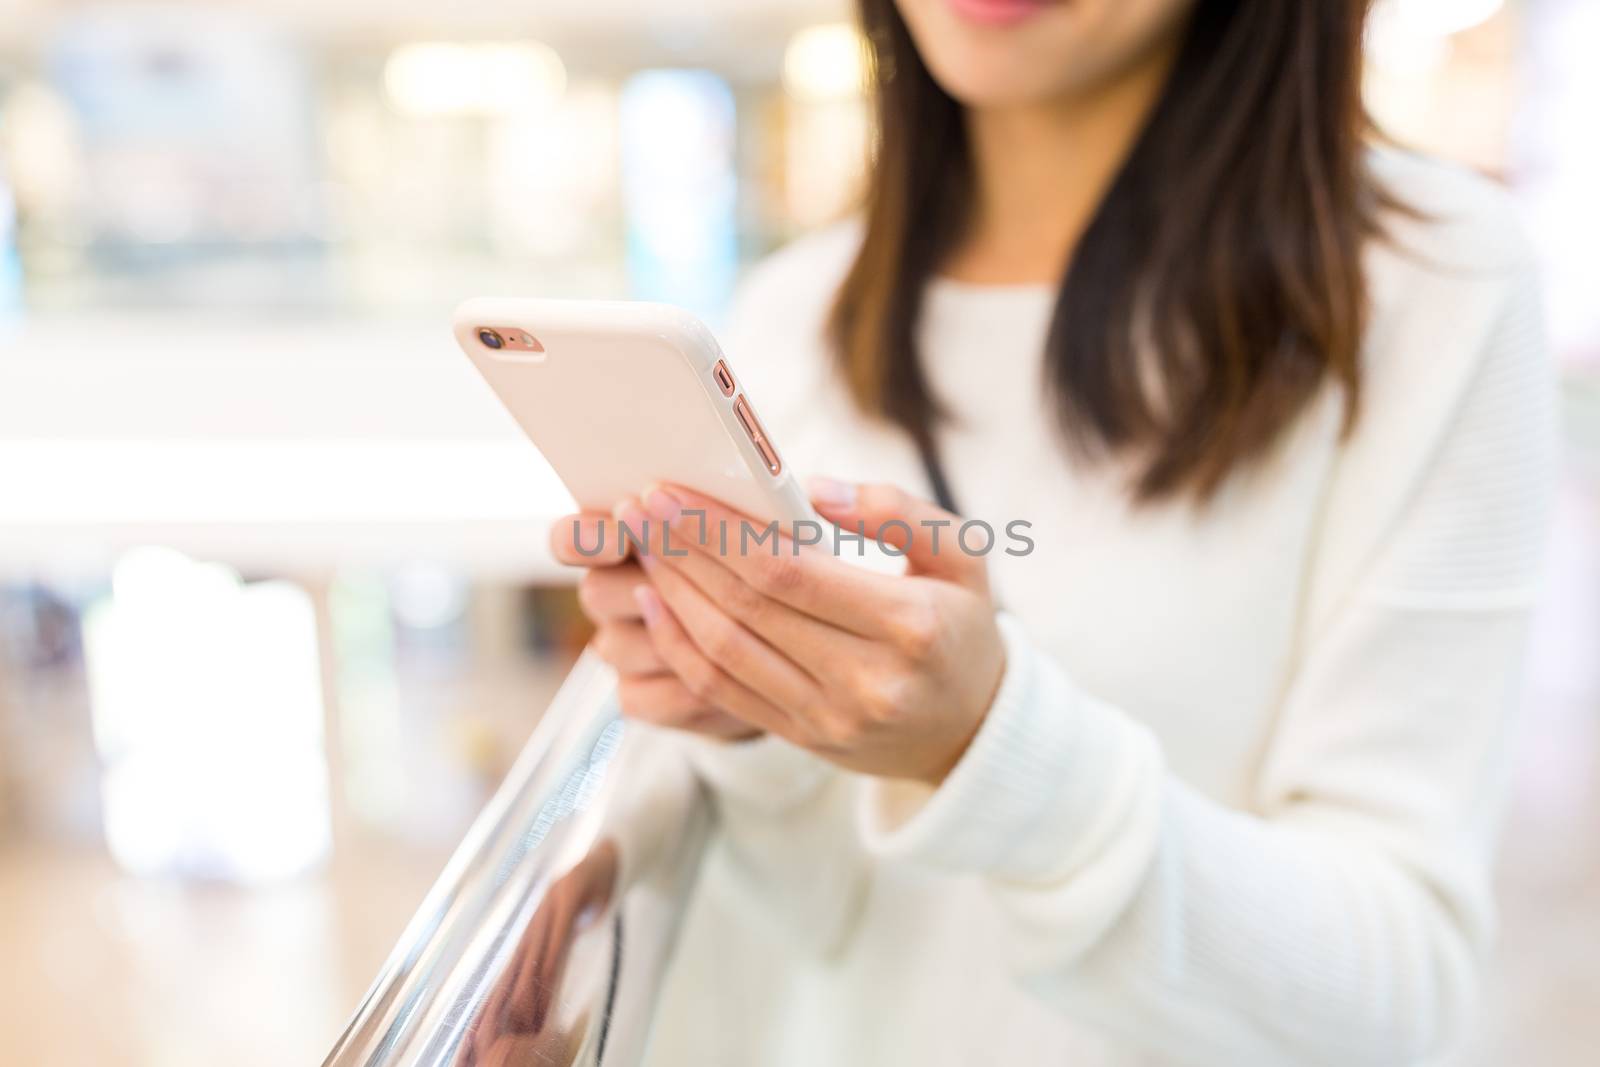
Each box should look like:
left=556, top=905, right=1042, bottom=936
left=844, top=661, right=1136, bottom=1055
left=452, top=298, right=815, bottom=526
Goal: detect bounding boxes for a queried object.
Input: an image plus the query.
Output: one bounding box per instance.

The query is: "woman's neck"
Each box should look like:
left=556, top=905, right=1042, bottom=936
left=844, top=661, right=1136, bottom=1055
left=942, top=48, right=1181, bottom=287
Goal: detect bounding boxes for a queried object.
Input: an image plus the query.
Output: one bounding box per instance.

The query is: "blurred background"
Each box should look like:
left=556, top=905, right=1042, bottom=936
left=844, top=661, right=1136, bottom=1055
left=0, top=1, right=1596, bottom=1064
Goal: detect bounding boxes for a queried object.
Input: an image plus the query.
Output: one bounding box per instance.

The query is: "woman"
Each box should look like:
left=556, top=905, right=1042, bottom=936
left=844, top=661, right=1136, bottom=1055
left=555, top=0, right=1555, bottom=1063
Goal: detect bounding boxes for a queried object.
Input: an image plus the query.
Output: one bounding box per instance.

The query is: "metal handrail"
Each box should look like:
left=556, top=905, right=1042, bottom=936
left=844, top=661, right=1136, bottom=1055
left=321, top=650, right=710, bottom=1067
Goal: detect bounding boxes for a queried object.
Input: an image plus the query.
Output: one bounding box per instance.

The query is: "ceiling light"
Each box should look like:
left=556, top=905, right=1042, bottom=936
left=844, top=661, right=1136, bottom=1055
left=783, top=23, right=868, bottom=102
left=384, top=41, right=566, bottom=119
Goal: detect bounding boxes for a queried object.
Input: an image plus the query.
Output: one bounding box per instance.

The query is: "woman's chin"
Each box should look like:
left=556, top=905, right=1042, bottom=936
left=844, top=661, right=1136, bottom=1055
left=920, top=53, right=1092, bottom=110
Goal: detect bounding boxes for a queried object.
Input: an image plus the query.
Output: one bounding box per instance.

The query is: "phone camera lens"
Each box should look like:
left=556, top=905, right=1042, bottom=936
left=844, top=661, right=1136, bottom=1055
left=478, top=328, right=505, bottom=350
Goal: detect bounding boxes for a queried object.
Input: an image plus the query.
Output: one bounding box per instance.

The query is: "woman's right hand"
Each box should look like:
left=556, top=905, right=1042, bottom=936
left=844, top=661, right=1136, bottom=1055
left=552, top=512, right=763, bottom=742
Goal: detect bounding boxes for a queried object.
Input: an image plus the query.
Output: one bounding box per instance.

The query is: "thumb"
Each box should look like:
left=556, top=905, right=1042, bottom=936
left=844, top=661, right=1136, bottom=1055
left=807, top=476, right=988, bottom=590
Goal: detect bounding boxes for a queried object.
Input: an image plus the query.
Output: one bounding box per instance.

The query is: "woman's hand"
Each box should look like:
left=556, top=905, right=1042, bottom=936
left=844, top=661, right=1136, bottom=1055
left=618, top=478, right=1005, bottom=786
left=459, top=841, right=619, bottom=1066
left=551, top=513, right=763, bottom=742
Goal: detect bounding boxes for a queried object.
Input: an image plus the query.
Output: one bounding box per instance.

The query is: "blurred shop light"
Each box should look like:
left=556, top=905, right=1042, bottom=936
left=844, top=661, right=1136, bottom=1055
left=620, top=70, right=738, bottom=321
left=783, top=23, right=868, bottom=102
left=487, top=82, right=618, bottom=258
left=328, top=576, right=407, bottom=830
left=0, top=169, right=21, bottom=320
left=1367, top=0, right=1504, bottom=75
left=82, top=548, right=331, bottom=883
left=785, top=92, right=869, bottom=228
left=389, top=564, right=469, bottom=631
left=383, top=42, right=566, bottom=119
left=49, top=9, right=319, bottom=248
left=0, top=81, right=87, bottom=238
left=1521, top=0, right=1600, bottom=360
left=781, top=24, right=869, bottom=228
left=1382, top=0, right=1504, bottom=37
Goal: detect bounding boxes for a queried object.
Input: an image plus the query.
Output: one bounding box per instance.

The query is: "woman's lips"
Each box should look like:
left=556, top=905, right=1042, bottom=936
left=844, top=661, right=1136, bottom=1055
left=946, top=0, right=1055, bottom=27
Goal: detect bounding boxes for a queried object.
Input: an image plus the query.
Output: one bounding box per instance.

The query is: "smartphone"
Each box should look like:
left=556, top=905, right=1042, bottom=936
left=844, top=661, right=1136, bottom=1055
left=452, top=298, right=815, bottom=527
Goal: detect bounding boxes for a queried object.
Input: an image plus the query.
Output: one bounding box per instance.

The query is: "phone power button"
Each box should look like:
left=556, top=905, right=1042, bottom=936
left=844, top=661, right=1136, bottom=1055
left=733, top=395, right=782, bottom=475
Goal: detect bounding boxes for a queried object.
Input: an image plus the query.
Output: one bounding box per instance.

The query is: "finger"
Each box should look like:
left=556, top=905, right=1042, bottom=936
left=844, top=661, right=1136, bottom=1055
left=549, top=513, right=632, bottom=567
left=511, top=903, right=570, bottom=1034
left=638, top=523, right=871, bottom=681
left=634, top=542, right=821, bottom=717
left=633, top=585, right=794, bottom=738
left=479, top=1037, right=521, bottom=1067
left=529, top=909, right=582, bottom=1035
left=809, top=477, right=989, bottom=590
left=591, top=621, right=665, bottom=674
left=640, top=485, right=923, bottom=639
left=685, top=711, right=766, bottom=741
left=528, top=932, right=566, bottom=1034
left=616, top=672, right=707, bottom=723
left=495, top=921, right=542, bottom=1035
left=471, top=936, right=522, bottom=1057
left=616, top=674, right=763, bottom=740
left=576, top=565, right=647, bottom=622
left=506, top=911, right=553, bottom=1031
left=463, top=991, right=495, bottom=1067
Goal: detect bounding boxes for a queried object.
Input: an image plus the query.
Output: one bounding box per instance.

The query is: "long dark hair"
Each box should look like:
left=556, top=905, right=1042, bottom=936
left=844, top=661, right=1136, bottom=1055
left=830, top=0, right=1385, bottom=502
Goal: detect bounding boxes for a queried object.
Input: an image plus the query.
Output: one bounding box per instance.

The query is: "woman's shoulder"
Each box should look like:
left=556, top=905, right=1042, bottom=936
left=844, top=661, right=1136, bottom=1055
left=726, top=219, right=864, bottom=339
left=1368, top=145, right=1537, bottom=278
left=1360, top=146, right=1543, bottom=417
left=1310, top=148, right=1554, bottom=620
left=720, top=219, right=864, bottom=399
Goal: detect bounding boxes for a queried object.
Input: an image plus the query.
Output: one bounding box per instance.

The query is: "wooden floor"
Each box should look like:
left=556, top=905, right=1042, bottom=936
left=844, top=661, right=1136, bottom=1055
left=0, top=838, right=448, bottom=1067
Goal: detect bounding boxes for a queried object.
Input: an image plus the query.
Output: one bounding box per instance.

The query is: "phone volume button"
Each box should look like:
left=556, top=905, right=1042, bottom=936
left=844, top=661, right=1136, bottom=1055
left=733, top=395, right=759, bottom=439
left=754, top=437, right=782, bottom=475
left=732, top=396, right=782, bottom=475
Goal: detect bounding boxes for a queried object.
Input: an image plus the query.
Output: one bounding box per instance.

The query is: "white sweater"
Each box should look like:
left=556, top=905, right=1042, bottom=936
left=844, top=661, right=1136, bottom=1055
left=635, top=150, right=1556, bottom=1067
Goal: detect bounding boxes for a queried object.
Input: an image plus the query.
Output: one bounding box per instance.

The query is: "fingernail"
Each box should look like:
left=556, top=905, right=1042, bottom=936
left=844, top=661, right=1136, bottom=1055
left=643, top=485, right=681, bottom=521
left=633, top=585, right=661, bottom=625
left=808, top=476, right=857, bottom=510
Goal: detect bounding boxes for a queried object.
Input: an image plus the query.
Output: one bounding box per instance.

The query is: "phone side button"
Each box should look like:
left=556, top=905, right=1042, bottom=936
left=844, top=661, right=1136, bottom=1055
left=754, top=436, right=782, bottom=475
left=733, top=395, right=760, bottom=439
left=712, top=360, right=736, bottom=397
left=733, top=396, right=782, bottom=475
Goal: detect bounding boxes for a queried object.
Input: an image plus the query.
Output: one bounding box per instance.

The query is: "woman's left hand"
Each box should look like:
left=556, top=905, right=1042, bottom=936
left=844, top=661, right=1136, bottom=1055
left=620, top=478, right=1005, bottom=786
